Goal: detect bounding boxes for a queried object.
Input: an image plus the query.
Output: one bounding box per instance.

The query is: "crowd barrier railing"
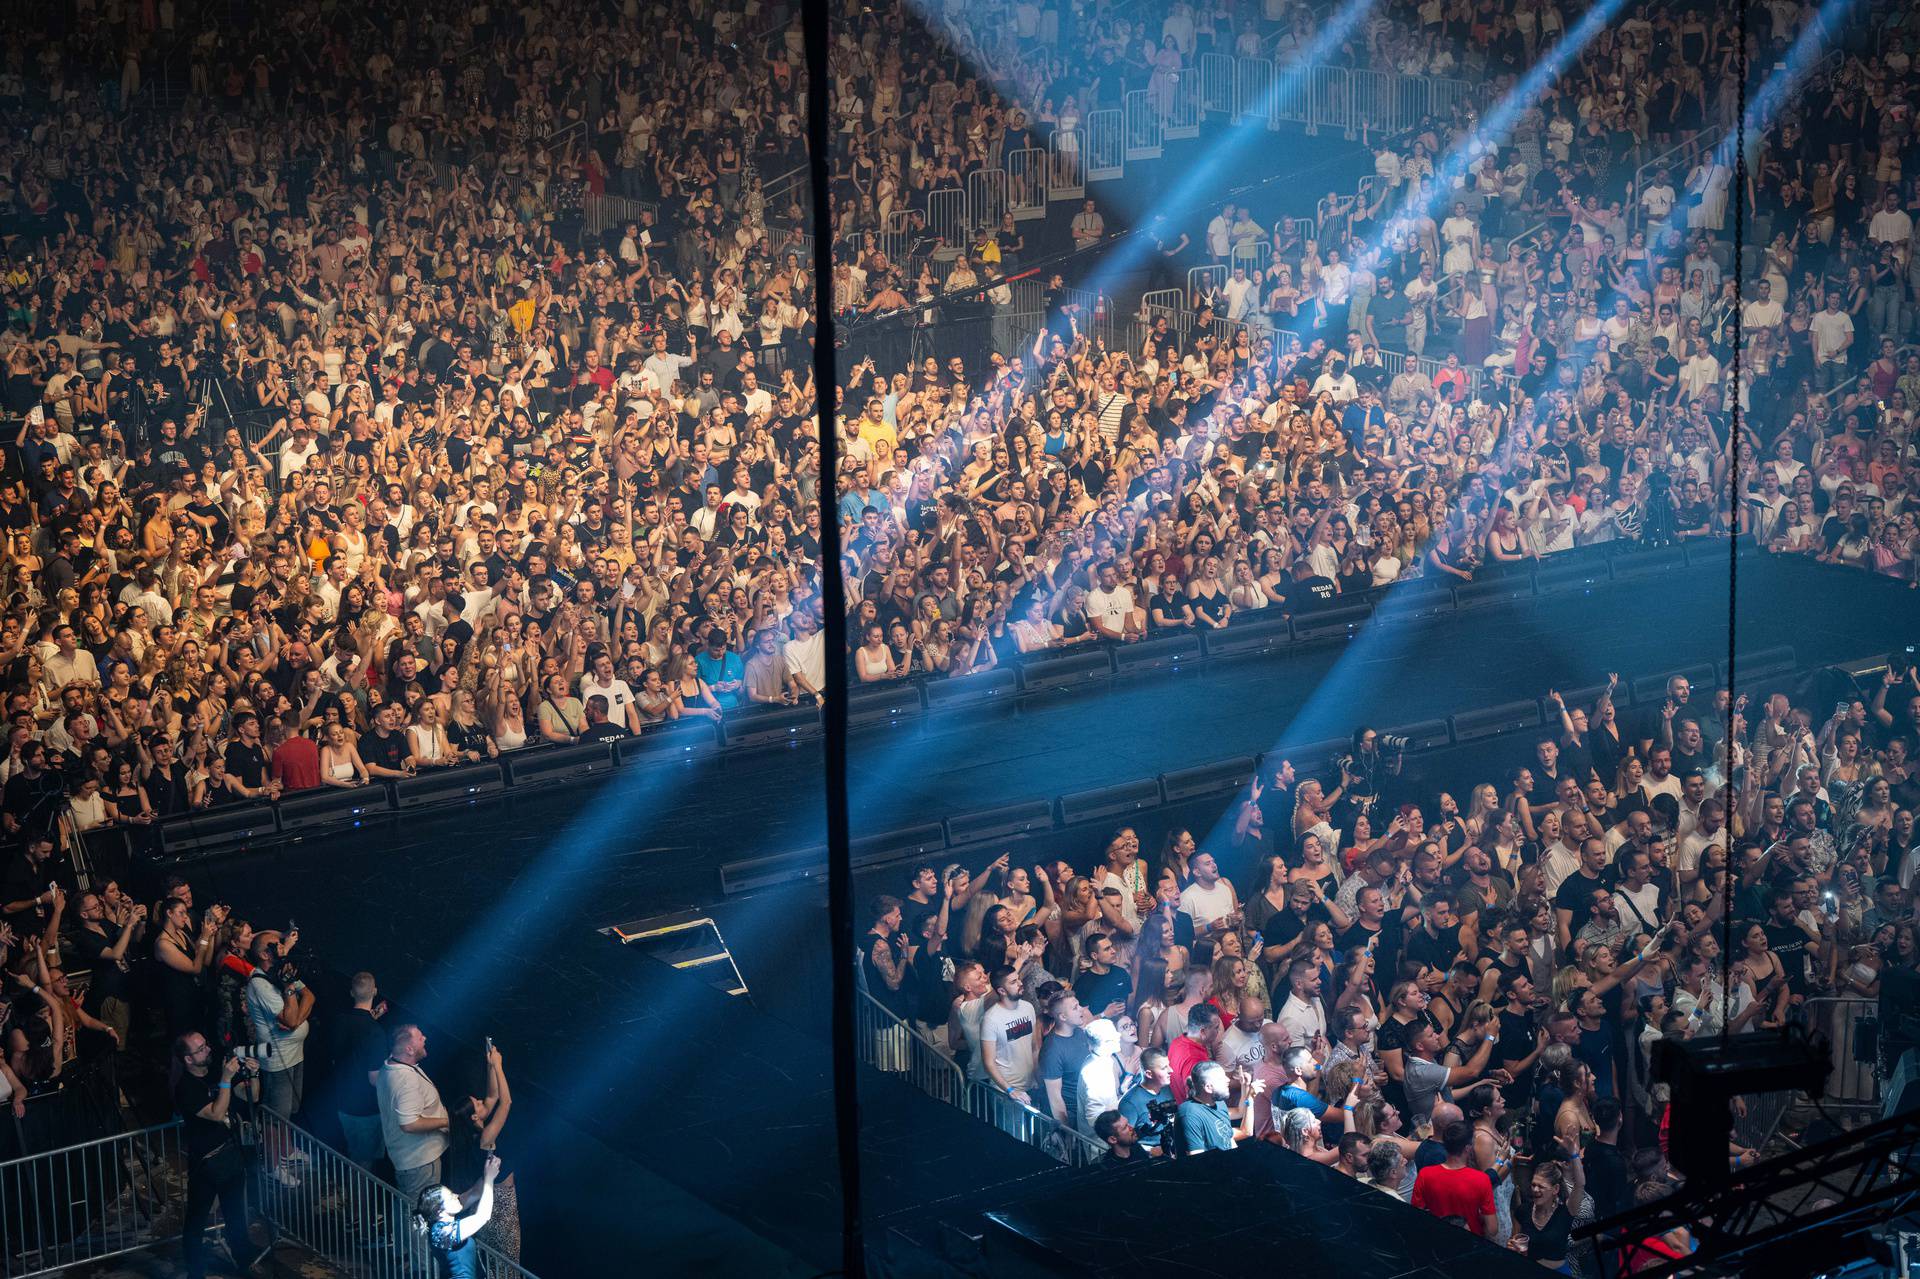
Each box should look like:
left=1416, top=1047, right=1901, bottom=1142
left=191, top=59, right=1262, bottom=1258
left=0, top=1120, right=184, bottom=1278
left=1050, top=126, right=1089, bottom=197
left=252, top=1110, right=535, bottom=1279
left=0, top=1113, right=536, bottom=1279
left=855, top=993, right=1107, bottom=1167
left=1005, top=146, right=1049, bottom=220
left=1165, top=68, right=1203, bottom=139
left=1123, top=89, right=1163, bottom=162
left=1805, top=995, right=1881, bottom=1109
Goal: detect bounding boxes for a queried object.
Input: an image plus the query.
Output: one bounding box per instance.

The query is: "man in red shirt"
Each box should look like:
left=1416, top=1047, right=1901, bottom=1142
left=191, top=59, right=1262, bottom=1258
left=1410, top=1121, right=1498, bottom=1236
left=268, top=722, right=322, bottom=792
left=1167, top=1003, right=1225, bottom=1103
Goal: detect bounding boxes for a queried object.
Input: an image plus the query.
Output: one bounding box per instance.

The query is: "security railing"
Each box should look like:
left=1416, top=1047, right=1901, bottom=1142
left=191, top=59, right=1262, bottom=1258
left=0, top=1121, right=184, bottom=1278
left=253, top=1109, right=534, bottom=1279
left=855, top=992, right=1107, bottom=1168
left=1805, top=995, right=1881, bottom=1110
left=0, top=1112, right=536, bottom=1279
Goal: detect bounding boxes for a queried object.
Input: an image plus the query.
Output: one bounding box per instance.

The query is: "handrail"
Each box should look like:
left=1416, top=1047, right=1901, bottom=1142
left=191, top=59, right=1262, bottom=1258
left=855, top=990, right=1108, bottom=1167
left=254, top=1109, right=536, bottom=1278
left=0, top=1119, right=185, bottom=1279
left=0, top=1112, right=538, bottom=1278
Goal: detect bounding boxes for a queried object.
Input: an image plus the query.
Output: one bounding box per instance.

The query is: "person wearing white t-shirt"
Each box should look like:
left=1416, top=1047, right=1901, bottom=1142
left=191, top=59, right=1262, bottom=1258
left=1177, top=851, right=1240, bottom=938
left=579, top=652, right=642, bottom=734
left=1810, top=295, right=1854, bottom=387
left=980, top=969, right=1041, bottom=1100
left=1084, top=563, right=1138, bottom=642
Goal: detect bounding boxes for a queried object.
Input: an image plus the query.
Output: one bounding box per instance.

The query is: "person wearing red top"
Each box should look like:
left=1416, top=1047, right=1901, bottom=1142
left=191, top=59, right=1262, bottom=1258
left=1410, top=1121, right=1498, bottom=1236
left=268, top=723, right=322, bottom=792
left=1167, top=1003, right=1225, bottom=1103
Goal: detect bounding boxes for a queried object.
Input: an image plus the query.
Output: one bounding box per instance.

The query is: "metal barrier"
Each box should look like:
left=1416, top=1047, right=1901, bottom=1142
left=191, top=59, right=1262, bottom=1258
left=853, top=993, right=1106, bottom=1166
left=1308, top=64, right=1350, bottom=136
left=1165, top=66, right=1202, bottom=138
left=1123, top=89, right=1163, bottom=162
left=1080, top=113, right=1119, bottom=184
left=253, top=1109, right=534, bottom=1279
left=0, top=1120, right=184, bottom=1278
left=926, top=188, right=969, bottom=253
left=1199, top=52, right=1235, bottom=114
left=1233, top=57, right=1274, bottom=125
left=1052, top=125, right=1090, bottom=196
left=1807, top=995, right=1881, bottom=1106
left=1349, top=69, right=1394, bottom=138
left=963, top=1086, right=1109, bottom=1167
left=966, top=167, right=1008, bottom=237
left=1188, top=264, right=1226, bottom=307
left=1005, top=146, right=1048, bottom=219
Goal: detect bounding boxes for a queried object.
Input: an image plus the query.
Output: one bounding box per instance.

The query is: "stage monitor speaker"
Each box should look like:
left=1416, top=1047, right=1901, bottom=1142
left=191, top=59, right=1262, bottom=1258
left=1450, top=699, right=1542, bottom=744
left=1115, top=634, right=1202, bottom=677
left=1056, top=778, right=1161, bottom=827
left=393, top=762, right=510, bottom=810
left=1609, top=545, right=1688, bottom=582
left=1289, top=604, right=1373, bottom=644
left=719, top=703, right=824, bottom=751
left=154, top=805, right=278, bottom=861
left=945, top=798, right=1055, bottom=847
left=846, top=678, right=929, bottom=727
left=926, top=667, right=1019, bottom=710
left=1160, top=756, right=1258, bottom=803
left=501, top=741, right=618, bottom=786
left=1387, top=718, right=1452, bottom=752
left=276, top=784, right=393, bottom=833
left=1452, top=573, right=1535, bottom=611
left=1199, top=617, right=1291, bottom=660
left=1015, top=647, right=1115, bottom=694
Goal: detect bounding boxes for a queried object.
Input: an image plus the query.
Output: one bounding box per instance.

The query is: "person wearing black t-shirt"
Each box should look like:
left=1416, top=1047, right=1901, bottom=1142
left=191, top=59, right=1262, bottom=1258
left=1762, top=889, right=1817, bottom=997
left=172, top=1032, right=267, bottom=1279
left=1283, top=559, right=1337, bottom=614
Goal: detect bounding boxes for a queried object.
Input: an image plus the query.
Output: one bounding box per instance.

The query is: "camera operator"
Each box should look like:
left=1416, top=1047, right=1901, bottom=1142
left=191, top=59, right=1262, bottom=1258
left=1337, top=727, right=1404, bottom=820
left=244, top=929, right=314, bottom=1181
left=1116, top=1048, right=1174, bottom=1155
left=171, top=1032, right=268, bottom=1278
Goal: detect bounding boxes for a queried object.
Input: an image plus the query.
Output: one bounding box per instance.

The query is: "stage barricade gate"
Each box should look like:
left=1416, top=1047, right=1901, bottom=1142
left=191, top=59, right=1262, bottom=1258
left=1005, top=146, right=1049, bottom=219
left=1347, top=68, right=1393, bottom=138
left=1082, top=112, right=1121, bottom=183
left=1200, top=52, right=1235, bottom=115
left=1309, top=65, right=1350, bottom=136
left=1051, top=125, right=1089, bottom=197
left=926, top=187, right=969, bottom=253
left=1123, top=90, right=1162, bottom=161
left=1165, top=65, right=1202, bottom=138
left=1271, top=63, right=1314, bottom=129
left=967, top=167, right=1008, bottom=236
left=1808, top=996, right=1880, bottom=1107
left=1233, top=57, right=1274, bottom=125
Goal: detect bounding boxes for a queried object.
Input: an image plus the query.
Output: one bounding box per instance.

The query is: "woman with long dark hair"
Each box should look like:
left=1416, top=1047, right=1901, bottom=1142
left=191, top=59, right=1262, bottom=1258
left=445, top=1043, right=520, bottom=1263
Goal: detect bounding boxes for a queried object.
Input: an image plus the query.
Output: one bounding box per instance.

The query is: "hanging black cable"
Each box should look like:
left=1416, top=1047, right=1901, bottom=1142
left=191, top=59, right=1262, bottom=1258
left=801, top=0, right=863, bottom=1272
left=1720, top=0, right=1750, bottom=1042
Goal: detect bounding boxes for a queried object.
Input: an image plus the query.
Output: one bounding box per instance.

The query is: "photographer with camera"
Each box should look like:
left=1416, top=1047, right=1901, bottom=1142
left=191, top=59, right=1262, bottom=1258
left=244, top=928, right=314, bottom=1184
left=1336, top=727, right=1406, bottom=821
left=171, top=1031, right=269, bottom=1279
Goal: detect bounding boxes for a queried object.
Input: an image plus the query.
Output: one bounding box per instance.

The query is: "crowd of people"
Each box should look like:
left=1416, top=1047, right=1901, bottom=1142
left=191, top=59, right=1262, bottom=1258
left=1145, top=0, right=1920, bottom=580
left=0, top=852, right=521, bottom=1276
left=0, top=0, right=1917, bottom=1267
left=866, top=668, right=1920, bottom=1268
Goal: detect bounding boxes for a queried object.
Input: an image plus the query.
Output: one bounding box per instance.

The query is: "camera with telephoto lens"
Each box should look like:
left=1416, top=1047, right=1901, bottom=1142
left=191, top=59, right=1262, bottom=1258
left=1377, top=733, right=1410, bottom=754
left=261, top=941, right=299, bottom=990
left=1139, top=1097, right=1179, bottom=1139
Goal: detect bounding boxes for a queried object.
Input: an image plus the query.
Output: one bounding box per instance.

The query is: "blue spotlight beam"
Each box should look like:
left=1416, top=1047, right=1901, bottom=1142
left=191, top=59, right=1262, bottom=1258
left=1056, top=0, right=1384, bottom=304
left=1365, top=0, right=1632, bottom=268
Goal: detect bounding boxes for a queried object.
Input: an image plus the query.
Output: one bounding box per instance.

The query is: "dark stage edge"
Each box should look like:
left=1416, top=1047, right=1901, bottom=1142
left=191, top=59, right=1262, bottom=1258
left=913, top=1140, right=1538, bottom=1279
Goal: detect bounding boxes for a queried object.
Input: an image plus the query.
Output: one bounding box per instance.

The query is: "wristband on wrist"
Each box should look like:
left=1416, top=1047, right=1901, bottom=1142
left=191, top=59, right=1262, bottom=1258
left=218, top=1081, right=232, bottom=1089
